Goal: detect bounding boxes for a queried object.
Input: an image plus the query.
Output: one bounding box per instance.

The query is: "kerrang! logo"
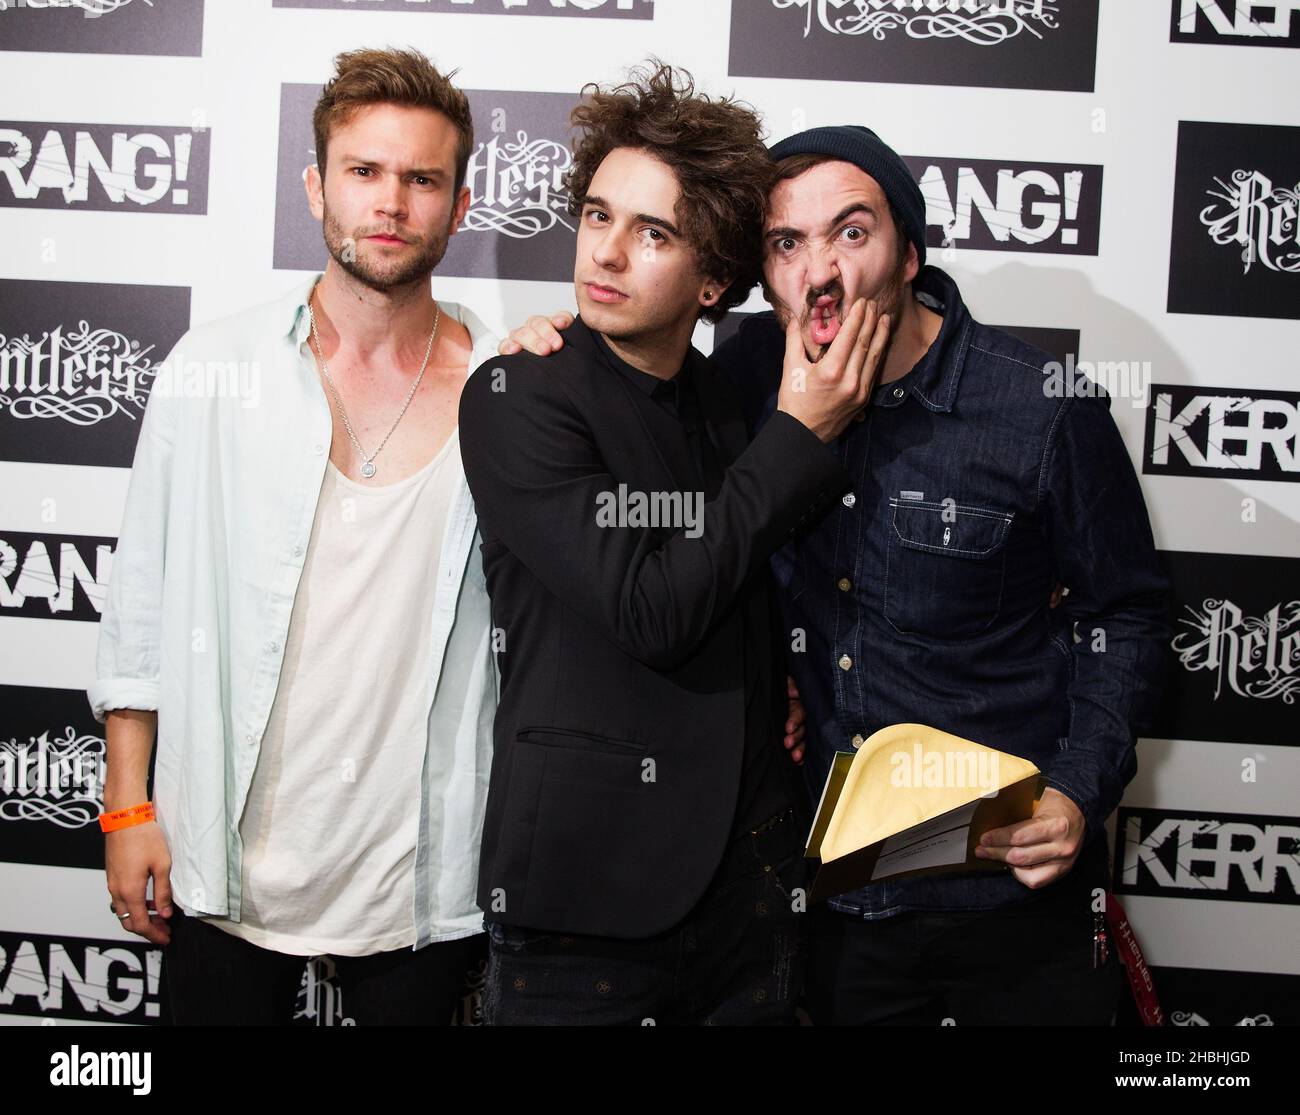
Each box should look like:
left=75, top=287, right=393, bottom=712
left=460, top=131, right=573, bottom=239
left=1121, top=814, right=1300, bottom=897
left=1150, top=390, right=1299, bottom=475
left=1178, top=0, right=1300, bottom=39
left=0, top=324, right=156, bottom=425
left=1172, top=598, right=1300, bottom=702
left=1201, top=170, right=1300, bottom=274
left=774, top=0, right=1060, bottom=43
left=0, top=127, right=198, bottom=209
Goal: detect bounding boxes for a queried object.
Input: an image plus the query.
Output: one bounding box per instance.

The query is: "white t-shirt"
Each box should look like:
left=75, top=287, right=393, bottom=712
left=206, top=431, right=461, bottom=955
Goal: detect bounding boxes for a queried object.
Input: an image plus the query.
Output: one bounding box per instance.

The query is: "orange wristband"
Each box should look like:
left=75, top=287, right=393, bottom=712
left=99, top=803, right=155, bottom=833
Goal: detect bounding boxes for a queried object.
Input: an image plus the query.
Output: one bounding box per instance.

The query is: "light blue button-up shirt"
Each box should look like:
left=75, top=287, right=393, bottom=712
left=89, top=274, right=500, bottom=948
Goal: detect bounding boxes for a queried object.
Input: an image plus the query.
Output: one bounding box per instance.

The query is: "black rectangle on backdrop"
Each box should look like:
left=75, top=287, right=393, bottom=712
left=1152, top=550, right=1299, bottom=746
left=729, top=0, right=1099, bottom=92
left=0, top=279, right=190, bottom=468
left=1128, top=964, right=1300, bottom=1028
left=1167, top=121, right=1300, bottom=320
left=1170, top=0, right=1300, bottom=48
left=1, top=685, right=107, bottom=871
left=905, top=155, right=1104, bottom=256
left=0, top=121, right=210, bottom=214
left=0, top=532, right=115, bottom=623
left=1143, top=382, right=1300, bottom=483
left=1114, top=806, right=1299, bottom=905
left=0, top=929, right=164, bottom=1024
left=0, top=0, right=205, bottom=56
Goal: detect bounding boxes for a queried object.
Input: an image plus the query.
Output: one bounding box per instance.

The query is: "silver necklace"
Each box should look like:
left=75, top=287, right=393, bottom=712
left=307, top=295, right=440, bottom=479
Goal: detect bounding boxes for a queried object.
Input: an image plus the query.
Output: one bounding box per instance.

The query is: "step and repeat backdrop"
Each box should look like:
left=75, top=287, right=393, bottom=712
left=0, top=0, right=1296, bottom=1027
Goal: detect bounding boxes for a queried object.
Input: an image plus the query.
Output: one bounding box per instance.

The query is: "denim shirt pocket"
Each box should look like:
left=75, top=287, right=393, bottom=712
left=884, top=497, right=1014, bottom=641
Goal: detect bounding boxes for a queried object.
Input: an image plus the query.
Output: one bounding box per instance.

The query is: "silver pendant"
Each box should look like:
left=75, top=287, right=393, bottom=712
left=360, top=460, right=377, bottom=478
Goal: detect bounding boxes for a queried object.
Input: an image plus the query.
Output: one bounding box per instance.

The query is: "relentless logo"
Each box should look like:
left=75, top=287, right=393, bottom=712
left=0, top=0, right=148, bottom=12
left=1200, top=169, right=1300, bottom=274
left=729, top=0, right=1097, bottom=91
left=292, top=949, right=486, bottom=1025
left=296, top=958, right=354, bottom=1027
left=0, top=726, right=105, bottom=828
left=1116, top=808, right=1300, bottom=904
left=1172, top=1011, right=1275, bottom=1025
left=0, top=531, right=114, bottom=622
left=904, top=155, right=1102, bottom=255
left=0, top=279, right=189, bottom=467
left=1172, top=596, right=1299, bottom=704
left=0, top=321, right=158, bottom=426
left=1171, top=0, right=1300, bottom=48
left=0, top=0, right=204, bottom=57
left=1150, top=965, right=1297, bottom=1027
left=461, top=131, right=573, bottom=239
left=1168, top=122, right=1300, bottom=321
left=1, top=687, right=118, bottom=869
left=0, top=932, right=163, bottom=1022
left=778, top=0, right=1061, bottom=43
left=274, top=86, right=578, bottom=280
left=0, top=121, right=209, bottom=213
left=1153, top=552, right=1298, bottom=747
left=1144, top=384, right=1300, bottom=482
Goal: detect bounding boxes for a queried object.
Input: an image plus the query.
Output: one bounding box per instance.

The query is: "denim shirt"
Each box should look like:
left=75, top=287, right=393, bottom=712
left=89, top=274, right=501, bottom=947
left=713, top=266, right=1169, bottom=918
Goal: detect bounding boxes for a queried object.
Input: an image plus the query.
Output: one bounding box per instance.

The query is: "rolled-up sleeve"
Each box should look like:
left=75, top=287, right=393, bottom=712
left=88, top=341, right=182, bottom=723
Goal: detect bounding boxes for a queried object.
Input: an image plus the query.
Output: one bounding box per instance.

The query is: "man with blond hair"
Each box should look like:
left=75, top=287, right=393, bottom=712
left=93, top=47, right=499, bottom=1025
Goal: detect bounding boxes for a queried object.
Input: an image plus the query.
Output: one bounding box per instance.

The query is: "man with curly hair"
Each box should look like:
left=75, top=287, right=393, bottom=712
left=458, top=63, right=890, bottom=1025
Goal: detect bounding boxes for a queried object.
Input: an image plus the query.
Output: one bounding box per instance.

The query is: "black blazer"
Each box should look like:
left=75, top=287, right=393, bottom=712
left=458, top=318, right=845, bottom=938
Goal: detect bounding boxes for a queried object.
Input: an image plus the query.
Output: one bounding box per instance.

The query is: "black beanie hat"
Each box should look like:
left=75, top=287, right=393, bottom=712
left=767, top=125, right=927, bottom=267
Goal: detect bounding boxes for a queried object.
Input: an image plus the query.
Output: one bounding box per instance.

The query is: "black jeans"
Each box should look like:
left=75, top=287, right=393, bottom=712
left=482, top=809, right=806, bottom=1026
left=165, top=908, right=484, bottom=1026
left=805, top=867, right=1125, bottom=1025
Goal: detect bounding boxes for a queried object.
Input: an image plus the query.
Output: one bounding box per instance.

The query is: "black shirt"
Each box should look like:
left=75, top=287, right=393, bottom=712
left=590, top=330, right=795, bottom=841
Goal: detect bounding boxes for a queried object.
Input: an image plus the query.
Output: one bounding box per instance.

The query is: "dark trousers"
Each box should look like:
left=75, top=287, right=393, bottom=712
left=805, top=871, right=1125, bottom=1026
left=165, top=907, right=484, bottom=1026
left=483, top=809, right=806, bottom=1026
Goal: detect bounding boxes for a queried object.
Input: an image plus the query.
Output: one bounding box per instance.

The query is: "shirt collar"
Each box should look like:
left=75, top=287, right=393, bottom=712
left=870, top=265, right=971, bottom=414
left=283, top=272, right=501, bottom=375
left=283, top=273, right=321, bottom=347
left=578, top=314, right=696, bottom=399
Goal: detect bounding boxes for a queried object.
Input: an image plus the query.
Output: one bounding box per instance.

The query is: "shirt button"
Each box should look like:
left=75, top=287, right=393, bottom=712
left=841, top=492, right=856, bottom=508
left=267, top=640, right=279, bottom=653
left=838, top=655, right=852, bottom=671
left=313, top=444, right=324, bottom=454
left=244, top=734, right=254, bottom=745
left=292, top=545, right=303, bottom=557
left=837, top=577, right=851, bottom=592
left=851, top=734, right=865, bottom=749
left=892, top=386, right=905, bottom=399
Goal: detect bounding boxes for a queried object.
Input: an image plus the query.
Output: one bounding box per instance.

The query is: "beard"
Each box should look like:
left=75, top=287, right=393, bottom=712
left=765, top=250, right=910, bottom=364
left=322, top=201, right=452, bottom=292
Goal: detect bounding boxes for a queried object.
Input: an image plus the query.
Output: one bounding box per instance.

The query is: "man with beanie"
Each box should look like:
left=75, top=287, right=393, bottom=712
left=501, top=124, right=1169, bottom=1025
